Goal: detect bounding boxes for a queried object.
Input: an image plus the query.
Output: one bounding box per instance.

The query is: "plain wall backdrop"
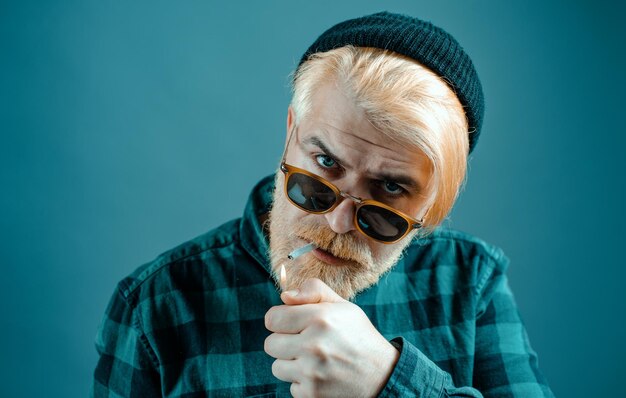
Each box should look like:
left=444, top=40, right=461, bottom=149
left=1, top=1, right=625, bottom=397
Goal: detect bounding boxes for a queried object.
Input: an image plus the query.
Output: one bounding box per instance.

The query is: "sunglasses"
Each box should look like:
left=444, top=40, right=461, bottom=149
left=280, top=162, right=425, bottom=243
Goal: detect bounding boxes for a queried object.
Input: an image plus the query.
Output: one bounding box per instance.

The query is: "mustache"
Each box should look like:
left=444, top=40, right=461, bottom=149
left=293, top=222, right=372, bottom=266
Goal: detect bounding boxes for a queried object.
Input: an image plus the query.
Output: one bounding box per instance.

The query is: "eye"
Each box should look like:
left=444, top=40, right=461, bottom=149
left=315, top=154, right=336, bottom=169
left=382, top=181, right=405, bottom=196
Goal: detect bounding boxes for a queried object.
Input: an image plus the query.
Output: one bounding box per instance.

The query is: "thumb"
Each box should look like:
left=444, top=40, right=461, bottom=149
left=281, top=278, right=346, bottom=305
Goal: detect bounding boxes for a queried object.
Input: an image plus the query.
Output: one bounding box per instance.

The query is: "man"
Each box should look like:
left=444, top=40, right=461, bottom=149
left=92, top=11, right=554, bottom=397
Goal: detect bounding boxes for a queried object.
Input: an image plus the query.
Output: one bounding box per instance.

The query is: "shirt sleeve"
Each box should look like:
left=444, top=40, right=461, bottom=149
left=378, top=256, right=554, bottom=398
left=91, top=286, right=162, bottom=397
left=471, top=269, right=554, bottom=397
left=378, top=336, right=484, bottom=398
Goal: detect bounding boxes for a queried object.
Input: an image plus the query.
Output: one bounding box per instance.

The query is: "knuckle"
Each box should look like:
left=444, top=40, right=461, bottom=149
left=304, top=363, right=327, bottom=383
left=312, top=307, right=333, bottom=330
left=310, top=278, right=325, bottom=290
left=304, top=340, right=329, bottom=362
left=310, top=277, right=324, bottom=286
left=313, top=318, right=329, bottom=331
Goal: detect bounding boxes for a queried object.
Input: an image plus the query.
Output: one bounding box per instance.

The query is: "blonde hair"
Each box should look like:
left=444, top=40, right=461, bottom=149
left=290, top=46, right=469, bottom=235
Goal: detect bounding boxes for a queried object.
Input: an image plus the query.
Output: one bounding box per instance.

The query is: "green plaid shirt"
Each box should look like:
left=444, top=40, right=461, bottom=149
left=92, top=175, right=553, bottom=397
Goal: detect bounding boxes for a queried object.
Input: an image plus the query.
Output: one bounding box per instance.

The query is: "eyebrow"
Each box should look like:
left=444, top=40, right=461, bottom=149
left=302, top=135, right=423, bottom=193
left=302, top=136, right=351, bottom=168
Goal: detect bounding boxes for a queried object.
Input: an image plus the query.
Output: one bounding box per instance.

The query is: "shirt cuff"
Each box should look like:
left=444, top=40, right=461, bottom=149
left=378, top=337, right=447, bottom=398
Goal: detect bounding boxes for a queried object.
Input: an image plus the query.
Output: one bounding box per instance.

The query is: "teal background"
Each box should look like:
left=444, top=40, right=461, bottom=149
left=1, top=1, right=625, bottom=396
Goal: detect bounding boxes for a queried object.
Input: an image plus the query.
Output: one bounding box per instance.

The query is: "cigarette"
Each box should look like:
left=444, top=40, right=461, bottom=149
left=287, top=243, right=317, bottom=260
left=280, top=264, right=287, bottom=292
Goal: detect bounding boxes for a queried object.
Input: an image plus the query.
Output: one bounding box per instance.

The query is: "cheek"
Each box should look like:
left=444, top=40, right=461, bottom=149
left=286, top=208, right=306, bottom=225
left=275, top=191, right=316, bottom=225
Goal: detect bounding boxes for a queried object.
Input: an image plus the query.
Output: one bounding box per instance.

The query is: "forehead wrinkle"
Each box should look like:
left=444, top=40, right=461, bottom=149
left=326, top=123, right=399, bottom=153
left=316, top=125, right=417, bottom=168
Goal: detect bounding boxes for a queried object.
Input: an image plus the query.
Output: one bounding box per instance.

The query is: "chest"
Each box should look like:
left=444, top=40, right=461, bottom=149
left=147, top=281, right=476, bottom=396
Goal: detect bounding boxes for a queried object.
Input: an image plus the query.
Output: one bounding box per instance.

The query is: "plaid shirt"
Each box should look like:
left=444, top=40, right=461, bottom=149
left=92, top=175, right=554, bottom=397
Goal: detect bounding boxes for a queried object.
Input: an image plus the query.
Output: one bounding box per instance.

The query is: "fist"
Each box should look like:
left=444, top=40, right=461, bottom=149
left=264, top=278, right=399, bottom=397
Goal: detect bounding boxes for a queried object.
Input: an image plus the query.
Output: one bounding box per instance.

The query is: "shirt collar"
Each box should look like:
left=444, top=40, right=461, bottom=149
left=239, top=174, right=276, bottom=274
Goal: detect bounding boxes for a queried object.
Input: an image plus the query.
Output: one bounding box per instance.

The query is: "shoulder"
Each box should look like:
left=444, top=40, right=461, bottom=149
left=116, top=218, right=243, bottom=304
left=403, top=227, right=510, bottom=290
left=413, top=227, right=508, bottom=265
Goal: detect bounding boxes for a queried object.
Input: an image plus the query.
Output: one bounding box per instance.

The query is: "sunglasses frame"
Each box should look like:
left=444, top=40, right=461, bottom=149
left=279, top=161, right=425, bottom=244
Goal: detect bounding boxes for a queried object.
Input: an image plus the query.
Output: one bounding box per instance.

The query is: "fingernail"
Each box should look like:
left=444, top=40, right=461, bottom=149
left=283, top=289, right=299, bottom=297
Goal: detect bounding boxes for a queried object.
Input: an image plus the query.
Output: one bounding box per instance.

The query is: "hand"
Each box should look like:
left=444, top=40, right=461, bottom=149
left=264, top=278, right=400, bottom=397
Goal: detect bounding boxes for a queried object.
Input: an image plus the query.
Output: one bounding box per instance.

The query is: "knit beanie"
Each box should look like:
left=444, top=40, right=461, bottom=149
left=298, top=11, right=484, bottom=154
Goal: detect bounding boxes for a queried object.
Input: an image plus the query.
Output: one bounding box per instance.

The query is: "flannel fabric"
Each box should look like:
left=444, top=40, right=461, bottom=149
left=92, top=175, right=554, bottom=397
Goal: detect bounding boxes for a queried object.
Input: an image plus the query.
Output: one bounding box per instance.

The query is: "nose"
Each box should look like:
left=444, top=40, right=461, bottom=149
left=324, top=196, right=356, bottom=234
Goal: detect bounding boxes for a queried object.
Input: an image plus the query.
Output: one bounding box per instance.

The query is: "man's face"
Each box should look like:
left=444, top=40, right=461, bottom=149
left=268, top=82, right=432, bottom=300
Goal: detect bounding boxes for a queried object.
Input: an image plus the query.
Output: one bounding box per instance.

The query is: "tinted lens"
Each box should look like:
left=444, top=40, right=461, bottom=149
left=357, top=204, right=409, bottom=242
left=286, top=172, right=337, bottom=212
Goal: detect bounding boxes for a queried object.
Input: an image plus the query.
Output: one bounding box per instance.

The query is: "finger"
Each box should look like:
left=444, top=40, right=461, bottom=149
left=290, top=382, right=302, bottom=397
left=265, top=303, right=332, bottom=333
left=271, top=359, right=299, bottom=383
left=264, top=332, right=304, bottom=360
left=265, top=305, right=304, bottom=333
left=281, top=278, right=346, bottom=305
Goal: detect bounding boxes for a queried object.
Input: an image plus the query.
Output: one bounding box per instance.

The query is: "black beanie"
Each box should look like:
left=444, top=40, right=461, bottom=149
left=298, top=11, right=484, bottom=154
